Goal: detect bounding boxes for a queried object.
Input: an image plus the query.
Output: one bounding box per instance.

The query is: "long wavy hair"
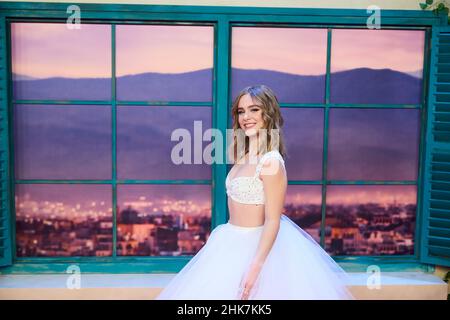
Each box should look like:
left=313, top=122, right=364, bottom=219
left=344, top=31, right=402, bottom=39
left=229, top=85, right=287, bottom=163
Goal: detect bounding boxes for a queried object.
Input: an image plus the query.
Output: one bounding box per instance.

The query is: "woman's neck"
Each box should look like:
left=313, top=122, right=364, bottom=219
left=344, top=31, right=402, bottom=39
left=245, top=135, right=262, bottom=165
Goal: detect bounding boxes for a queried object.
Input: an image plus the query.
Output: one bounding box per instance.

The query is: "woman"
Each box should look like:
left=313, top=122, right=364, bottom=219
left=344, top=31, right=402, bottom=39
left=156, top=85, right=355, bottom=300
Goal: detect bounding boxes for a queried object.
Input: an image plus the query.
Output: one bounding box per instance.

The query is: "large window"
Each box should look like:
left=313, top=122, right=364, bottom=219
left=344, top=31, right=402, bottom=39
left=12, top=22, right=214, bottom=257
left=12, top=24, right=426, bottom=258
left=1, top=3, right=447, bottom=272
left=231, top=27, right=424, bottom=256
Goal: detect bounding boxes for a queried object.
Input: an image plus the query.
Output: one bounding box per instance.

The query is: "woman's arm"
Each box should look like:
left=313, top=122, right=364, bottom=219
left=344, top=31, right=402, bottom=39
left=240, top=157, right=287, bottom=299
left=252, top=157, right=287, bottom=266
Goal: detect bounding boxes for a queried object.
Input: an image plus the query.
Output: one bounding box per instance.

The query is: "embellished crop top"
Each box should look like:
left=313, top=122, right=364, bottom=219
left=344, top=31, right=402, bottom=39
left=225, top=150, right=285, bottom=205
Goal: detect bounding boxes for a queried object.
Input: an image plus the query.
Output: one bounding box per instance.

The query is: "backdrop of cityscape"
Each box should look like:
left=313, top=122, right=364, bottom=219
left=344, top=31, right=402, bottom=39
left=11, top=23, right=423, bottom=259
left=15, top=185, right=416, bottom=257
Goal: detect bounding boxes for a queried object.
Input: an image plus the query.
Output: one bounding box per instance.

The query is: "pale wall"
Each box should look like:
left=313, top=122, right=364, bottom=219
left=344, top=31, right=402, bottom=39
left=1, top=0, right=449, bottom=298
left=0, top=0, right=431, bottom=10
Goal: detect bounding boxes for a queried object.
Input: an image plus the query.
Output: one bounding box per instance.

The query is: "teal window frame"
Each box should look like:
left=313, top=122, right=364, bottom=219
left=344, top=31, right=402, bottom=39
left=0, top=2, right=448, bottom=274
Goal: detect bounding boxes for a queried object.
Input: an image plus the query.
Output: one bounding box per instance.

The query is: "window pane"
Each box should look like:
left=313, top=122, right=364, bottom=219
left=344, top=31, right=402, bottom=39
left=117, top=184, right=211, bottom=256
left=330, top=29, right=425, bottom=104
left=231, top=27, right=327, bottom=103
left=11, top=23, right=111, bottom=100
left=14, top=104, right=112, bottom=180
left=116, top=25, right=213, bottom=102
left=284, top=185, right=322, bottom=244
left=282, top=108, right=324, bottom=180
left=117, top=106, right=211, bottom=180
left=15, top=184, right=113, bottom=257
left=328, top=108, right=420, bottom=181
left=325, top=185, right=416, bottom=256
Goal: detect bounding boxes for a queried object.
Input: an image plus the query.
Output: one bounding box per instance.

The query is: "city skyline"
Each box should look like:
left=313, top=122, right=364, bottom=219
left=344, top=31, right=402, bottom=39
left=15, top=184, right=417, bottom=218
left=15, top=190, right=416, bottom=257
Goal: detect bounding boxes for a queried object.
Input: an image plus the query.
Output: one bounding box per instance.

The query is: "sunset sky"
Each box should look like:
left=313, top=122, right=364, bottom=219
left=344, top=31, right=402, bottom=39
left=116, top=24, right=214, bottom=76
left=330, top=28, right=425, bottom=73
left=11, top=23, right=424, bottom=78
left=11, top=23, right=111, bottom=78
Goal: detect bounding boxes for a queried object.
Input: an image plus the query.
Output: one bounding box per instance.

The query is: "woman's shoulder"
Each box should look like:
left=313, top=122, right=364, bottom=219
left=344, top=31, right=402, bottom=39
left=260, top=149, right=284, bottom=163
left=257, top=150, right=285, bottom=174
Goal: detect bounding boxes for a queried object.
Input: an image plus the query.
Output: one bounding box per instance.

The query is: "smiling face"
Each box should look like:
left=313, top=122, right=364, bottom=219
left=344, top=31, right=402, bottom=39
left=237, top=94, right=265, bottom=137
left=230, top=85, right=287, bottom=162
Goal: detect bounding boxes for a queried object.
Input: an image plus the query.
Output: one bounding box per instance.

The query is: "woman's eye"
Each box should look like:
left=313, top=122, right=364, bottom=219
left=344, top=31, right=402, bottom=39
left=251, top=108, right=259, bottom=112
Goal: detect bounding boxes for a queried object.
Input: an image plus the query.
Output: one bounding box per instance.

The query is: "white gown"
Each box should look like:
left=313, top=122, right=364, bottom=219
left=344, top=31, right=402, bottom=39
left=155, top=151, right=355, bottom=300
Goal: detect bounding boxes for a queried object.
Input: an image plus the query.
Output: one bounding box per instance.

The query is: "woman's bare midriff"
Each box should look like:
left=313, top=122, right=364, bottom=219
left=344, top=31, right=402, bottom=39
left=228, top=197, right=265, bottom=227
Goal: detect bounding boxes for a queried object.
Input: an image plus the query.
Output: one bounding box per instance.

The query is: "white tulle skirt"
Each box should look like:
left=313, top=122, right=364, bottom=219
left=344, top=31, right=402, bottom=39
left=155, top=214, right=355, bottom=300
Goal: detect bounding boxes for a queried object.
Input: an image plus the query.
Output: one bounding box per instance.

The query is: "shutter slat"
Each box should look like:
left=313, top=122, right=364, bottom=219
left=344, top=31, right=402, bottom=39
left=429, top=245, right=450, bottom=257
left=435, top=105, right=450, bottom=112
left=430, top=171, right=450, bottom=182
left=437, top=74, right=450, bottom=82
left=428, top=235, right=450, bottom=248
left=433, top=120, right=450, bottom=129
left=430, top=198, right=450, bottom=209
left=430, top=180, right=450, bottom=191
left=433, top=112, right=450, bottom=122
left=421, top=26, right=450, bottom=267
left=432, top=132, right=450, bottom=142
left=430, top=191, right=450, bottom=201
left=429, top=226, right=450, bottom=238
left=437, top=55, right=450, bottom=63
left=436, top=65, right=450, bottom=74
left=430, top=208, right=450, bottom=220
left=438, top=47, right=450, bottom=54
left=429, top=217, right=450, bottom=228
left=431, top=160, right=450, bottom=168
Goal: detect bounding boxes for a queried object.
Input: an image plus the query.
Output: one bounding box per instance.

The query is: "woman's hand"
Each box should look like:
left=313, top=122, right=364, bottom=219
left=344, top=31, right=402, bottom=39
left=239, top=262, right=263, bottom=300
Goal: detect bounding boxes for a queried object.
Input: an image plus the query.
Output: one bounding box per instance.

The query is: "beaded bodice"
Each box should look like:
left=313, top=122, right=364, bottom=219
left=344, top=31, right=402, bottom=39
left=225, top=150, right=285, bottom=205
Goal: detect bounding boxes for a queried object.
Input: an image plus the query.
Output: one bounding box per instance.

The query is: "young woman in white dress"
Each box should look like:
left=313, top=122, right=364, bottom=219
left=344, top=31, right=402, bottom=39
left=156, top=85, right=355, bottom=300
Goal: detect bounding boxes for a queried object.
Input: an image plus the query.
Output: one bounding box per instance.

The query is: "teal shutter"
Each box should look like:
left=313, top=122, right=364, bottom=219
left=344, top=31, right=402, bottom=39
left=420, top=26, right=450, bottom=267
left=0, top=16, right=12, bottom=267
